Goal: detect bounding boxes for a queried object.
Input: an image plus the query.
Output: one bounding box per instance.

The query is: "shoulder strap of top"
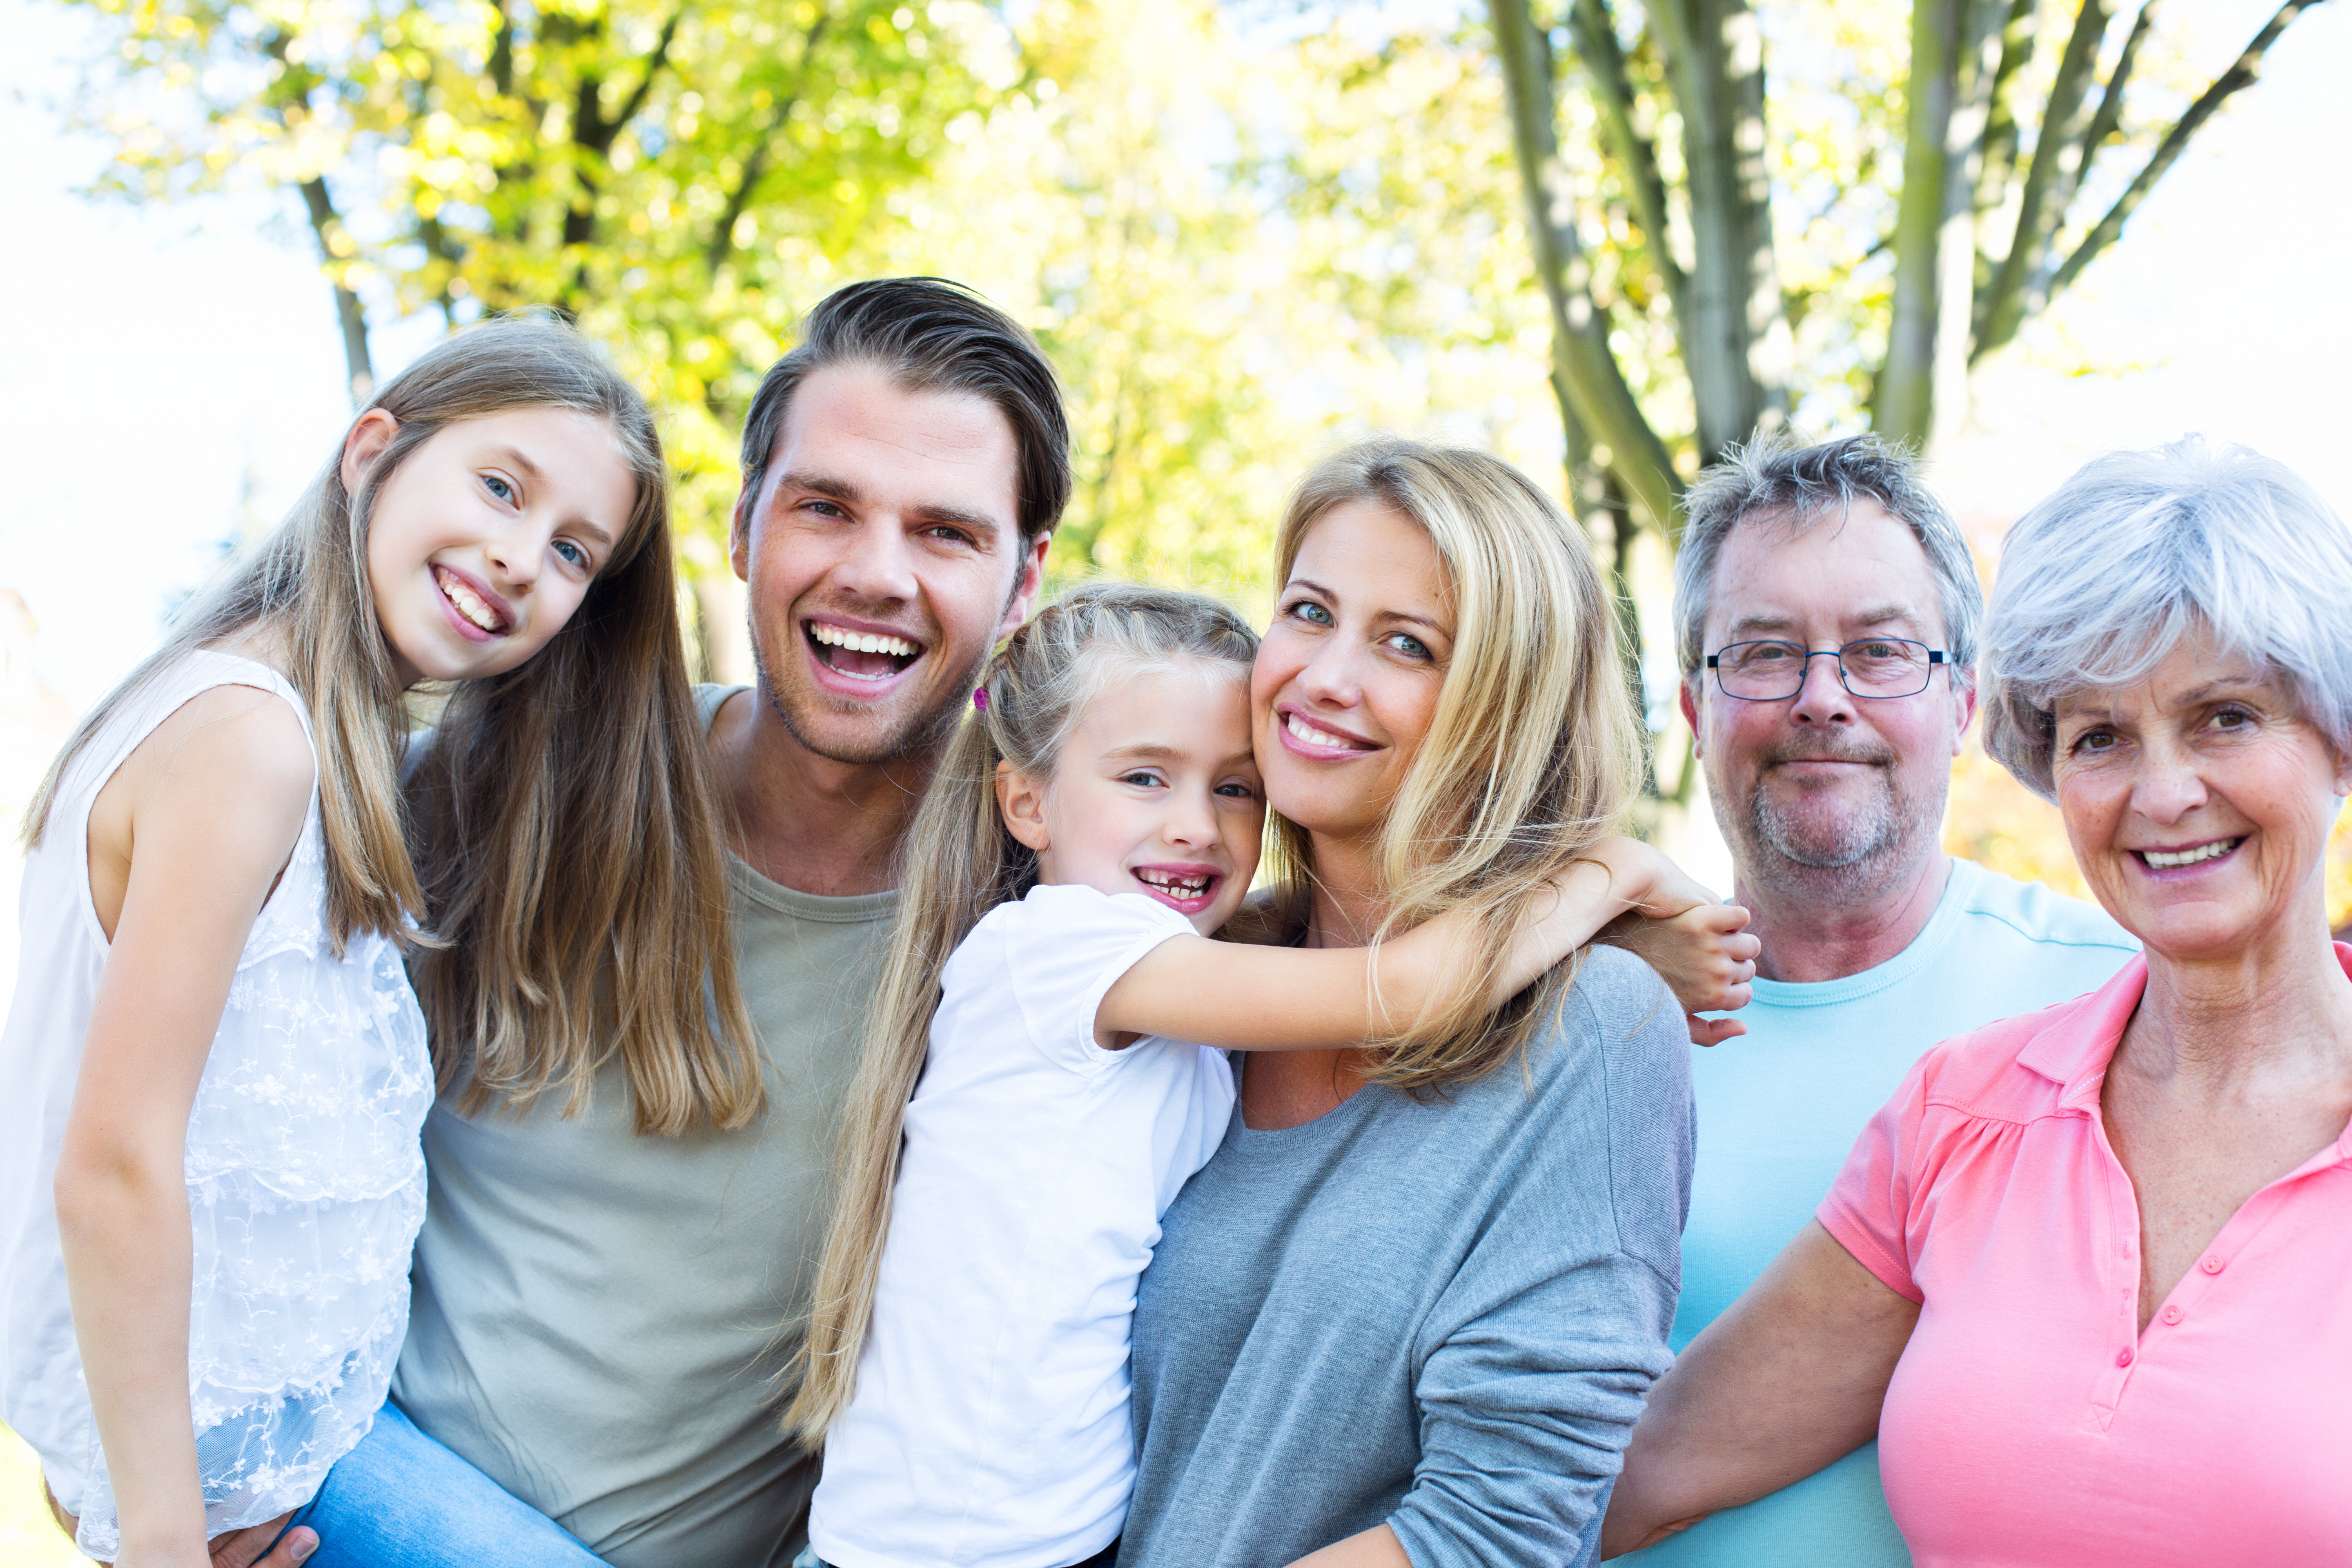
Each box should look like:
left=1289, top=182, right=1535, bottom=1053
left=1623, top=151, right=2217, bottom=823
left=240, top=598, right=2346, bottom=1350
left=60, top=651, right=320, bottom=822
left=694, top=681, right=749, bottom=737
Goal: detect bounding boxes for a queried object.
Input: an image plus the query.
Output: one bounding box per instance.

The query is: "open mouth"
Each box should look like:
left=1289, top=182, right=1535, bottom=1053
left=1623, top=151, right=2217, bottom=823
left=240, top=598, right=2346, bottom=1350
left=1134, top=865, right=1222, bottom=913
left=2135, top=837, right=2242, bottom=871
left=1277, top=706, right=1378, bottom=759
left=806, top=620, right=924, bottom=684
left=434, top=565, right=511, bottom=637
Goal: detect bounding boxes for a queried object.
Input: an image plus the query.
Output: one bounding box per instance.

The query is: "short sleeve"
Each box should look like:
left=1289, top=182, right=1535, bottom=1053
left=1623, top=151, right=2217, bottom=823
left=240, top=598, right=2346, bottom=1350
left=998, top=884, right=1196, bottom=1073
left=1815, top=1052, right=1933, bottom=1304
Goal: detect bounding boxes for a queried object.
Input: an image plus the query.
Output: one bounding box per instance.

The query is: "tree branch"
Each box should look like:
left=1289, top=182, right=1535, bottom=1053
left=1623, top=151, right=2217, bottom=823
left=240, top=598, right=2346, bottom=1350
left=2077, top=0, right=2159, bottom=176
left=1973, top=0, right=2113, bottom=361
left=298, top=176, right=374, bottom=402
left=1490, top=0, right=1682, bottom=534
left=1971, top=0, right=2039, bottom=217
left=705, top=11, right=834, bottom=275
left=2050, top=0, right=2315, bottom=296
left=607, top=6, right=687, bottom=143
left=1563, top=0, right=1685, bottom=312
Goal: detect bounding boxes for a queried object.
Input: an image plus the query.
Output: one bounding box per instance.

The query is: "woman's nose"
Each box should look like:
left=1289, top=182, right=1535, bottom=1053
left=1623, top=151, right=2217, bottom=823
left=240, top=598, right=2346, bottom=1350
left=2129, top=743, right=2210, bottom=823
left=1296, top=641, right=1363, bottom=707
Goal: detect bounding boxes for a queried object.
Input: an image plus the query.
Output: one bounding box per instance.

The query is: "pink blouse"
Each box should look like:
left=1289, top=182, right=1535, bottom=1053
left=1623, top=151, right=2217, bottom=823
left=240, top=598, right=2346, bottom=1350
left=1817, top=949, right=2352, bottom=1567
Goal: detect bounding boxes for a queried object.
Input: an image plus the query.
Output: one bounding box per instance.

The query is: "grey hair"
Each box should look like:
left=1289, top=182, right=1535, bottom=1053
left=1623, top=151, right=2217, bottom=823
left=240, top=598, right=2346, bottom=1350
left=1672, top=431, right=1981, bottom=686
left=1982, top=436, right=2352, bottom=800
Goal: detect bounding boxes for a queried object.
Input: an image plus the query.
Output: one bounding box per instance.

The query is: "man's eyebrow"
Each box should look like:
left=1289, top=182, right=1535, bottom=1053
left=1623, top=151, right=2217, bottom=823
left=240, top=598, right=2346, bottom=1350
left=773, top=470, right=1008, bottom=537
left=775, top=468, right=862, bottom=505
left=907, top=502, right=1011, bottom=537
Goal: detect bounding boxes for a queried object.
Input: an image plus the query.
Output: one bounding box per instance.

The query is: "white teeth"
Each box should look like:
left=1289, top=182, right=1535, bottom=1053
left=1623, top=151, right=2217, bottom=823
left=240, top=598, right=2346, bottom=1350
left=1286, top=712, right=1359, bottom=749
left=811, top=623, right=917, bottom=658
left=2142, top=839, right=2240, bottom=869
left=1138, top=870, right=1212, bottom=897
left=438, top=569, right=502, bottom=633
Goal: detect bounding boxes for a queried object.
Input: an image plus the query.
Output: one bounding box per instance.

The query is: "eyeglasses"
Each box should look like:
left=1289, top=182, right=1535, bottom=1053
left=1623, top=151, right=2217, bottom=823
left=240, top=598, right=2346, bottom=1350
left=1706, top=638, right=1949, bottom=701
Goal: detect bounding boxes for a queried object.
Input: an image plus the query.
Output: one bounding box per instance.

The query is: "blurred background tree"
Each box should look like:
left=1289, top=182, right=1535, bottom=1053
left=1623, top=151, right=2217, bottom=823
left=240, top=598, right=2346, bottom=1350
left=38, top=0, right=2347, bottom=918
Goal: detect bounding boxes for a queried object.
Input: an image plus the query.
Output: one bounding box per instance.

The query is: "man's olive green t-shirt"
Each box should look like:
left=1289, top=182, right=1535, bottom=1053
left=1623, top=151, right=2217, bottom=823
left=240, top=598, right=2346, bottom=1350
left=392, top=685, right=895, bottom=1568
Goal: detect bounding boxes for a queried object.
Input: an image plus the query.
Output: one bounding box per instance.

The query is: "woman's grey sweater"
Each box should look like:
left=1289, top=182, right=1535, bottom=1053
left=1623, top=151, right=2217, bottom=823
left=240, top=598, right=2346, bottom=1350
left=1121, top=945, right=1694, bottom=1568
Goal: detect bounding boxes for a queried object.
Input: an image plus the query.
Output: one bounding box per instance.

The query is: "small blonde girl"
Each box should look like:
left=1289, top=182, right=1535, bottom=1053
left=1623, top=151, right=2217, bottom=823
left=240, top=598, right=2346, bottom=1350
left=1, top=318, right=748, bottom=1566
left=790, top=581, right=1740, bottom=1568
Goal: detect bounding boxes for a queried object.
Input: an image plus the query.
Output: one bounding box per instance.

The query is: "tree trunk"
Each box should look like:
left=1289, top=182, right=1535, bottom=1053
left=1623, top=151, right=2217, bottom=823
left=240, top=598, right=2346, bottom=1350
left=1653, top=0, right=1786, bottom=461
left=1489, top=0, right=1683, bottom=535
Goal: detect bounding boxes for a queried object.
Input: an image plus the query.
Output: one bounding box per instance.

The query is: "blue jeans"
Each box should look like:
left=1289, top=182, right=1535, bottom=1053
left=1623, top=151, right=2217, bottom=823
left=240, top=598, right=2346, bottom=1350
left=273, top=1400, right=608, bottom=1567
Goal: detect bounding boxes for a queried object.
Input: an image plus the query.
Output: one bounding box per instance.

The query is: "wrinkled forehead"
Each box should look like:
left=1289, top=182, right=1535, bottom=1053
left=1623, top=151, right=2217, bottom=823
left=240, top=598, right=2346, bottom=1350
left=1704, top=501, right=1947, bottom=645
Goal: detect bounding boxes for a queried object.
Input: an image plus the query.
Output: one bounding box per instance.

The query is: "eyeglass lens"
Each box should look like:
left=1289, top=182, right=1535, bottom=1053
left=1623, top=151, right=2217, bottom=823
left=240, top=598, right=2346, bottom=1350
left=1713, top=639, right=1935, bottom=699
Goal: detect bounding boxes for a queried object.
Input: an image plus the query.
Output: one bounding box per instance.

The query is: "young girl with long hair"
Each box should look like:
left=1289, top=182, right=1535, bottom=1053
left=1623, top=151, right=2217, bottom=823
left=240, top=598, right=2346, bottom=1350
left=789, top=580, right=1746, bottom=1568
left=0, top=318, right=747, bottom=1566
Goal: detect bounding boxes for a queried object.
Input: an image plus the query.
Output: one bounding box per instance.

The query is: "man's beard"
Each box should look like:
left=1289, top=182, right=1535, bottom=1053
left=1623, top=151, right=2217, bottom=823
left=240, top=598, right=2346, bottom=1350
left=1733, top=735, right=1935, bottom=902
left=748, top=608, right=981, bottom=769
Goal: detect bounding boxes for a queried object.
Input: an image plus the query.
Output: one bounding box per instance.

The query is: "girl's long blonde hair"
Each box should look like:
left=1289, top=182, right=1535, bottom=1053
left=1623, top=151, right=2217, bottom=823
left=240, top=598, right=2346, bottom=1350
left=1270, top=436, right=1645, bottom=1093
left=27, top=317, right=758, bottom=1136
left=784, top=581, right=1259, bottom=1440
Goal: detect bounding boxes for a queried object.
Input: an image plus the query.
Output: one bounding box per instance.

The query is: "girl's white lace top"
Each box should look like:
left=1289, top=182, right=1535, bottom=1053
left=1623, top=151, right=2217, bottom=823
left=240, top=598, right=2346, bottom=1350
left=0, top=651, right=431, bottom=1557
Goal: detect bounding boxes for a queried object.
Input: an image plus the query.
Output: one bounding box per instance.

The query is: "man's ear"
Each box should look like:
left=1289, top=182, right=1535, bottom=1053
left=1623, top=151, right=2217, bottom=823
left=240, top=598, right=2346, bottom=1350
left=339, top=409, right=399, bottom=497
left=997, top=530, right=1053, bottom=641
left=1950, top=670, right=1981, bottom=759
left=1678, top=677, right=1704, bottom=760
left=728, top=491, right=753, bottom=582
left=996, top=759, right=1051, bottom=853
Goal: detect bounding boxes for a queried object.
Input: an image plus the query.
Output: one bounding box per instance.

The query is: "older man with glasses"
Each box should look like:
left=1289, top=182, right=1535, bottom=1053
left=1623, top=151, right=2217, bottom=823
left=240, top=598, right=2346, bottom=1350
left=1619, top=435, right=2137, bottom=1567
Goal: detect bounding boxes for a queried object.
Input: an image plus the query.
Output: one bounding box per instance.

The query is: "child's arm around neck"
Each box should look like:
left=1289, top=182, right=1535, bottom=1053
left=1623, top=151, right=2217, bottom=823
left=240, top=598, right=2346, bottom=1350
left=57, top=682, right=316, bottom=1567
left=1095, top=835, right=1736, bottom=1051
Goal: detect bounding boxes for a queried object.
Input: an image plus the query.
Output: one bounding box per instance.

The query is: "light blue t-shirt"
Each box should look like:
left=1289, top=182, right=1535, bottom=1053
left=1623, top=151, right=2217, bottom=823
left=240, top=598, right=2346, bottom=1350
left=1628, top=856, right=2136, bottom=1568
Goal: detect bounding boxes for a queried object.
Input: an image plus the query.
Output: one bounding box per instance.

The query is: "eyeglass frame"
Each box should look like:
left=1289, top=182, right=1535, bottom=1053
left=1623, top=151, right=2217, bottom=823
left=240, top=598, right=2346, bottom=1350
left=1704, top=637, right=1950, bottom=701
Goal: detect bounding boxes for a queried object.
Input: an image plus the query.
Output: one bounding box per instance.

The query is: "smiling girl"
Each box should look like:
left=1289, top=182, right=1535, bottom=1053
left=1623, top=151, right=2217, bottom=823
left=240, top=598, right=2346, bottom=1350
left=0, top=319, right=745, bottom=1567
left=786, top=581, right=1748, bottom=1568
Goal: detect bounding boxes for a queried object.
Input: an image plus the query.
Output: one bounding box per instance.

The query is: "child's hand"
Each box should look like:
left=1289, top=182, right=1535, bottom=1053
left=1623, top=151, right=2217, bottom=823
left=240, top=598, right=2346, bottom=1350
left=1603, top=901, right=1760, bottom=1046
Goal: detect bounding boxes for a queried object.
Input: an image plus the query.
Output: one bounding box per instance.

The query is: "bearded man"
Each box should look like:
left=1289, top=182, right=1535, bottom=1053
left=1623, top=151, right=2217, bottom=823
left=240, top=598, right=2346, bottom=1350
left=1622, top=435, right=2136, bottom=1568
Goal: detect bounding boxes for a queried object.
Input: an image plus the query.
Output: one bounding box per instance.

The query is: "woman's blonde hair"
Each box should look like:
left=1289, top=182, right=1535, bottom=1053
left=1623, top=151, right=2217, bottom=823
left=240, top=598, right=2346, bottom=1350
left=784, top=580, right=1259, bottom=1440
left=27, top=316, right=757, bottom=1136
left=1269, top=436, right=1645, bottom=1092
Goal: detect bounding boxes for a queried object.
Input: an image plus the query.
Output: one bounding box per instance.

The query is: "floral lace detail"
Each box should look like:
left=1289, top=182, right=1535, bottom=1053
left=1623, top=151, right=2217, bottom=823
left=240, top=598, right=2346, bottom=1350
left=0, top=653, right=432, bottom=1558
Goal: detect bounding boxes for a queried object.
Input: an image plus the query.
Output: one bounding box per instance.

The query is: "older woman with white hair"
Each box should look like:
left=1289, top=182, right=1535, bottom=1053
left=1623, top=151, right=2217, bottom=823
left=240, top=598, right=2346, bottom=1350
left=1599, top=437, right=2352, bottom=1566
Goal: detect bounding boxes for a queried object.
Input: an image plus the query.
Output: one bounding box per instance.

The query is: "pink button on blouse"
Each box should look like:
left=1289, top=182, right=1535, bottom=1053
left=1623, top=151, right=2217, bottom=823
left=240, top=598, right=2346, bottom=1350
left=1817, top=949, right=2352, bottom=1567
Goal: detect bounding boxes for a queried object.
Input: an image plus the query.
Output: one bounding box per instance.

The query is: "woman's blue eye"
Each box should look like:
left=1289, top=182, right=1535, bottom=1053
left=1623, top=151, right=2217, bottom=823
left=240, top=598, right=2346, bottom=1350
left=484, top=475, right=516, bottom=503
left=1289, top=600, right=1332, bottom=626
left=1390, top=633, right=1429, bottom=659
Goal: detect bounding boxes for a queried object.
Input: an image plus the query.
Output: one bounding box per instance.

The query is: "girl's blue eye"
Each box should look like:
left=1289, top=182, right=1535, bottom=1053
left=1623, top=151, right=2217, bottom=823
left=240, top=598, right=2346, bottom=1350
left=554, top=539, right=589, bottom=568
left=484, top=475, right=516, bottom=503
left=1215, top=781, right=1258, bottom=799
left=1119, top=770, right=1164, bottom=788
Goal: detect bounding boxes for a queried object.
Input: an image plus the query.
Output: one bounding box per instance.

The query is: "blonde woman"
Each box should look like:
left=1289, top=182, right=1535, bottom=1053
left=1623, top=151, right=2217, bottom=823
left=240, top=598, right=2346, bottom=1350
left=1120, top=439, right=1736, bottom=1568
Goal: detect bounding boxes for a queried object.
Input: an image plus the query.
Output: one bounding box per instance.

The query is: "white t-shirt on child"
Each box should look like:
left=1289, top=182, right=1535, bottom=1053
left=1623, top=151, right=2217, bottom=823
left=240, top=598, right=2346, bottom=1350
left=808, top=883, right=1236, bottom=1568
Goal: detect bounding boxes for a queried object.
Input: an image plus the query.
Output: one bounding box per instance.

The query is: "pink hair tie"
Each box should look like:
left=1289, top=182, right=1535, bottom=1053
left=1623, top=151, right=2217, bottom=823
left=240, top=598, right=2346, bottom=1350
left=973, top=688, right=989, bottom=711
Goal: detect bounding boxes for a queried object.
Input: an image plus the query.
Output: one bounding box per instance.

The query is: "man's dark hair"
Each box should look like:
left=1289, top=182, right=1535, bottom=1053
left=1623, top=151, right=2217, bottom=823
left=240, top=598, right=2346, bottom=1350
left=735, top=277, right=1072, bottom=544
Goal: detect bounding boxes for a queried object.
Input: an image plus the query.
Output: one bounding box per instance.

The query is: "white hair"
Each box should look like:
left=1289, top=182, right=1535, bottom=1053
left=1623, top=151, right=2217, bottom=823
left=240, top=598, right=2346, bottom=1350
left=1983, top=436, right=2352, bottom=799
